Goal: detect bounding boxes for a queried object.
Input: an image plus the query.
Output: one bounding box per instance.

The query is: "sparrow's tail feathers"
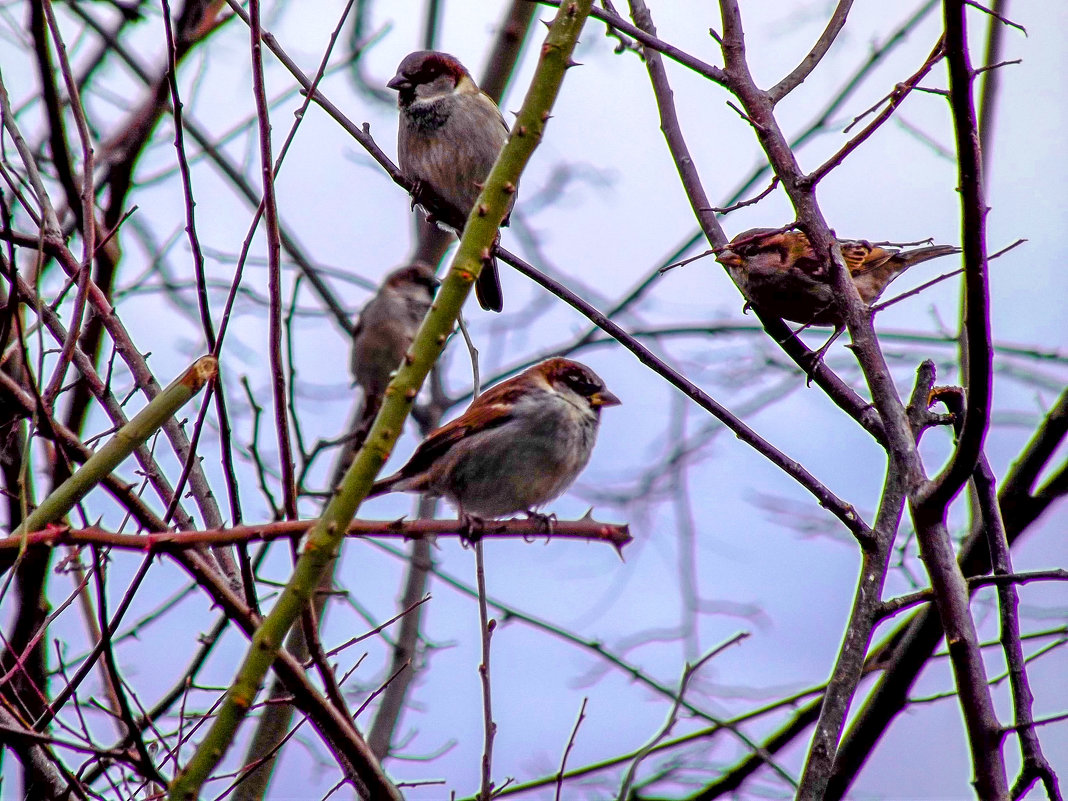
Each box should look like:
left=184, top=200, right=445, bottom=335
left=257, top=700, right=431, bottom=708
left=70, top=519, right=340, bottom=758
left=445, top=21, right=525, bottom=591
left=475, top=256, right=503, bottom=312
left=863, top=244, right=961, bottom=297
left=902, top=244, right=962, bottom=267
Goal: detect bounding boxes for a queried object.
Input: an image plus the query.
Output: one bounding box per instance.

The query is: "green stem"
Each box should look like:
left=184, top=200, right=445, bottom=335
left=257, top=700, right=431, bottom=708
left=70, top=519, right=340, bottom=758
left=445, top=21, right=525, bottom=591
left=167, top=3, right=593, bottom=799
left=15, top=356, right=217, bottom=539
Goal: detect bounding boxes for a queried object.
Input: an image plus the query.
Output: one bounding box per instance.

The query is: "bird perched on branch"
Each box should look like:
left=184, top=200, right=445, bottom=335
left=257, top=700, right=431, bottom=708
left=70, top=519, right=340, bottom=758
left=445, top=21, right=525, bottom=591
left=351, top=262, right=439, bottom=425
left=716, top=227, right=960, bottom=358
left=388, top=50, right=513, bottom=313
left=366, top=358, right=620, bottom=520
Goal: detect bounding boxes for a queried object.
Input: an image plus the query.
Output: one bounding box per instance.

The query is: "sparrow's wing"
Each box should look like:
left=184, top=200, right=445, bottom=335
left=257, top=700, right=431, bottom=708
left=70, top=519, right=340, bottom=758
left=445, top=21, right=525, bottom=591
left=392, top=381, right=526, bottom=481
left=841, top=241, right=895, bottom=276
left=485, top=90, right=509, bottom=135
left=349, top=310, right=367, bottom=387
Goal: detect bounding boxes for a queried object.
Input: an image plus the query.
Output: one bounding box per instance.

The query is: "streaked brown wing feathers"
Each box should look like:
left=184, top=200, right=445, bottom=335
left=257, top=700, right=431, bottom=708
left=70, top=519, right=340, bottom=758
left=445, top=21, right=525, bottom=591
left=393, top=384, right=523, bottom=480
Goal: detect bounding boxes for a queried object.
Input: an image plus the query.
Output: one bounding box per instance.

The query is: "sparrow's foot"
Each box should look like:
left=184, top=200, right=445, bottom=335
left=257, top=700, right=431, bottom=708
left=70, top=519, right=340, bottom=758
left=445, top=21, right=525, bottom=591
left=409, top=179, right=425, bottom=212
left=798, top=350, right=825, bottom=385
left=525, top=510, right=557, bottom=542
left=800, top=327, right=844, bottom=385
left=458, top=513, right=487, bottom=546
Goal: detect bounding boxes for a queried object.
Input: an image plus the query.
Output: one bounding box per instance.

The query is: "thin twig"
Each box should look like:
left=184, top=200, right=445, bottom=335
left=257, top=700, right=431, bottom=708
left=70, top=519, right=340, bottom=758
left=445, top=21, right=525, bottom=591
left=768, top=0, right=854, bottom=102
left=456, top=312, right=481, bottom=398
left=247, top=0, right=298, bottom=521
left=974, top=455, right=1060, bottom=800
left=39, top=0, right=96, bottom=408
left=806, top=40, right=946, bottom=186
left=617, top=633, right=749, bottom=799
left=474, top=540, right=496, bottom=800
left=555, top=698, right=588, bottom=801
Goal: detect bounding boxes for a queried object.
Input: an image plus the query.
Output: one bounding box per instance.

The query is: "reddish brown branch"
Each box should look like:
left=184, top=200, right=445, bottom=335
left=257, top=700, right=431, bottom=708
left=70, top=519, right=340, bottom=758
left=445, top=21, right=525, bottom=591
left=247, top=0, right=298, bottom=522
left=917, top=0, right=994, bottom=513
left=39, top=0, right=97, bottom=409
left=0, top=516, right=633, bottom=552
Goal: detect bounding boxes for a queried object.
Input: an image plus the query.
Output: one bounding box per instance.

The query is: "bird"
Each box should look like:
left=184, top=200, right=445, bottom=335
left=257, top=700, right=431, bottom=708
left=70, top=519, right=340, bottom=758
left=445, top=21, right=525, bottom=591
left=387, top=50, right=513, bottom=313
left=350, top=262, right=439, bottom=422
left=716, top=227, right=960, bottom=358
left=365, top=358, right=621, bottom=520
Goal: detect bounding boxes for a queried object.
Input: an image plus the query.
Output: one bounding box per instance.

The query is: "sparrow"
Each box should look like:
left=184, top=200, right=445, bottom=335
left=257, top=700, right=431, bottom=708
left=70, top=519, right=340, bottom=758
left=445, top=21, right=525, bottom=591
left=717, top=228, right=960, bottom=327
left=388, top=50, right=513, bottom=313
left=351, top=262, right=439, bottom=422
left=365, top=358, right=621, bottom=519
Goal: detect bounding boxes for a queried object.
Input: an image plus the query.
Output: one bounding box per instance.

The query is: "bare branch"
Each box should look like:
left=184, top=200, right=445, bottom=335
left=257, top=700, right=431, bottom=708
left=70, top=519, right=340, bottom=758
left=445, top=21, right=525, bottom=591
left=0, top=516, right=632, bottom=552
left=768, top=0, right=855, bottom=102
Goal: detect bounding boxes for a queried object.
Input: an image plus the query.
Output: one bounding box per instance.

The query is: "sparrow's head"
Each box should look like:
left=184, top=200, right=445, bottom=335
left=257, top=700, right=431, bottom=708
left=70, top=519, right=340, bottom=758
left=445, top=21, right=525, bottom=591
left=536, top=358, right=621, bottom=413
left=717, top=228, right=782, bottom=268
left=718, top=228, right=818, bottom=274
left=384, top=262, right=440, bottom=297
left=387, top=51, right=470, bottom=105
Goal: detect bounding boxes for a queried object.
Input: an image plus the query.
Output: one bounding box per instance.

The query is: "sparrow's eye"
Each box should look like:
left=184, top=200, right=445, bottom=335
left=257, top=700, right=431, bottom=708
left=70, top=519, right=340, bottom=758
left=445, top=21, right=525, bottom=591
left=733, top=239, right=765, bottom=256
left=560, top=369, right=602, bottom=398
left=416, top=60, right=445, bottom=81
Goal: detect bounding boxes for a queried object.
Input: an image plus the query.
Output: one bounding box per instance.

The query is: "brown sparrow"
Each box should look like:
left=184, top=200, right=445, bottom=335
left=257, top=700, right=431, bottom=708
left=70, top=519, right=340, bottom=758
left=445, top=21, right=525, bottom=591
left=717, top=228, right=960, bottom=328
left=351, top=263, right=439, bottom=417
left=365, top=358, right=621, bottom=519
left=388, top=50, right=513, bottom=313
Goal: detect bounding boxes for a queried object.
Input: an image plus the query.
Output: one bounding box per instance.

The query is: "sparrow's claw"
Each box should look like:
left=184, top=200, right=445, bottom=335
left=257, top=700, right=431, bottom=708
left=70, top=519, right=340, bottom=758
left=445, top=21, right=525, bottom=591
left=524, top=510, right=557, bottom=542
left=409, top=179, right=424, bottom=212
left=458, top=513, right=486, bottom=546
left=800, top=327, right=844, bottom=385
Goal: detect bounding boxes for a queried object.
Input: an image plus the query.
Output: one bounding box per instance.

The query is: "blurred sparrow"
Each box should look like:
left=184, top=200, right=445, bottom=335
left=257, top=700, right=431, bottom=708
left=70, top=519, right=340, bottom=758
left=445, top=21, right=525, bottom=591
left=717, top=228, right=959, bottom=359
left=388, top=50, right=513, bottom=313
left=351, top=262, right=439, bottom=421
left=366, top=358, right=621, bottom=519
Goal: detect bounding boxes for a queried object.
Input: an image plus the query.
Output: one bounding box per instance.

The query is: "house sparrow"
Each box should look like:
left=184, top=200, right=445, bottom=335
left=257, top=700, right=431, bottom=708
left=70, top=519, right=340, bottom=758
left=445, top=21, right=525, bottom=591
left=351, top=262, right=439, bottom=420
left=717, top=228, right=960, bottom=327
left=388, top=50, right=513, bottom=313
left=365, top=358, right=621, bottom=519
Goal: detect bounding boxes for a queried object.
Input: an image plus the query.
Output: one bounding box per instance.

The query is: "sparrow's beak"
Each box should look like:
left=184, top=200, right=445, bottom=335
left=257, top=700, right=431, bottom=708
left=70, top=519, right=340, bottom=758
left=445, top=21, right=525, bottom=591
left=716, top=249, right=742, bottom=268
left=386, top=73, right=410, bottom=91
left=589, top=389, right=622, bottom=408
